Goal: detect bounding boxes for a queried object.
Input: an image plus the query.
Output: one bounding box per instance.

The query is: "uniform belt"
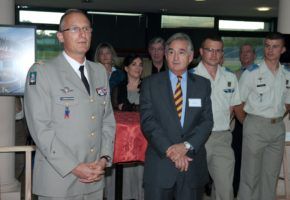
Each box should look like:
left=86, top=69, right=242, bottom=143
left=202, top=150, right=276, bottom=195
left=247, top=114, right=283, bottom=124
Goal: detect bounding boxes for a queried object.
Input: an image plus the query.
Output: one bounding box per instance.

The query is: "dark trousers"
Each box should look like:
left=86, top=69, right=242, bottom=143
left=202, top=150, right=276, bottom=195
left=231, top=119, right=243, bottom=197
left=144, top=173, right=204, bottom=200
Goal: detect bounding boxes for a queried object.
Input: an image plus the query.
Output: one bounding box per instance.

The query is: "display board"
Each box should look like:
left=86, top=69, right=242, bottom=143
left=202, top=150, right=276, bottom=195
left=0, top=25, right=35, bottom=96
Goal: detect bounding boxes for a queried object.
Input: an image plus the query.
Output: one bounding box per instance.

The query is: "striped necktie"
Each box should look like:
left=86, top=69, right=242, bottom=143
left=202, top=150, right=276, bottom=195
left=174, top=76, right=183, bottom=119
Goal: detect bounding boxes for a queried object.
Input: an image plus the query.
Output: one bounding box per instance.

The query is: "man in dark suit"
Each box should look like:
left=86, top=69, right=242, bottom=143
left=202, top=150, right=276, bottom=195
left=140, top=32, right=214, bottom=200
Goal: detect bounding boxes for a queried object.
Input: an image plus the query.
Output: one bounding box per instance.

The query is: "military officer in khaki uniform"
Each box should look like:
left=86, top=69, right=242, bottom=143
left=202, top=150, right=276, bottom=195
left=238, top=32, right=290, bottom=200
left=24, top=9, right=115, bottom=200
left=190, top=35, right=242, bottom=200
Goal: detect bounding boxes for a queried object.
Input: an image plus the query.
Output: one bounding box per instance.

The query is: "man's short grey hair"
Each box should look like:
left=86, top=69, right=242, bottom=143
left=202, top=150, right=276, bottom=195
left=165, top=33, right=194, bottom=53
left=239, top=43, right=256, bottom=54
left=148, top=37, right=165, bottom=48
left=59, top=9, right=89, bottom=31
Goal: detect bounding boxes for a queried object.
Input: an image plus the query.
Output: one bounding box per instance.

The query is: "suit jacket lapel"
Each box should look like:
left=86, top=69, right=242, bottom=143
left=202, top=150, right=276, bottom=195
left=159, top=71, right=183, bottom=129
left=183, top=72, right=197, bottom=131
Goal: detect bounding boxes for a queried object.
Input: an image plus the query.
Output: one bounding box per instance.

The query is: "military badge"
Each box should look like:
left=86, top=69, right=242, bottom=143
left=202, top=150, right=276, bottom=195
left=60, top=87, right=73, bottom=94
left=29, top=72, right=37, bottom=85
left=96, top=87, right=107, bottom=96
left=64, top=106, right=70, bottom=119
left=223, top=88, right=235, bottom=93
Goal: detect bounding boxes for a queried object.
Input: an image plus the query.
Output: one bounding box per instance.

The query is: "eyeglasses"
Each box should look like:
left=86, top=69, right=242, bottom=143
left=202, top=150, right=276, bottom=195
left=203, top=48, right=223, bottom=54
left=61, top=26, right=93, bottom=33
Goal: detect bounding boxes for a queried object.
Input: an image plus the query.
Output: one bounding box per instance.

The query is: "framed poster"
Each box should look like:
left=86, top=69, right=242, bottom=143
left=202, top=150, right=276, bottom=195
left=0, top=25, right=35, bottom=96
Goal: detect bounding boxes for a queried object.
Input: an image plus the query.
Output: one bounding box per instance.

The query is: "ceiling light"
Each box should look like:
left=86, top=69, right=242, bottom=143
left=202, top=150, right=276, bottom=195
left=256, top=7, right=271, bottom=12
left=87, top=11, right=142, bottom=16
left=195, top=0, right=206, bottom=1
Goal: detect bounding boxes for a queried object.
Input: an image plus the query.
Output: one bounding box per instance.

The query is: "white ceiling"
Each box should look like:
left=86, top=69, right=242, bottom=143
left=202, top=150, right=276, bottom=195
left=15, top=0, right=279, bottom=18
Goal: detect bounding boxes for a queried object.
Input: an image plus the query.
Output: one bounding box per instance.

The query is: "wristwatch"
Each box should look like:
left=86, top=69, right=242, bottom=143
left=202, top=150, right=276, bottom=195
left=100, top=155, right=111, bottom=162
left=183, top=141, right=194, bottom=151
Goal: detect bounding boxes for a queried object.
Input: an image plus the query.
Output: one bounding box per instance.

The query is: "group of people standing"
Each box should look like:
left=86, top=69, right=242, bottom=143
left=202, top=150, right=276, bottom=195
left=23, top=8, right=289, bottom=200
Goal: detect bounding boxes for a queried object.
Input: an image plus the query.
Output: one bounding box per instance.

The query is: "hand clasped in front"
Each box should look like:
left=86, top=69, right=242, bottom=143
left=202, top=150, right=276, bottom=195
left=72, top=159, right=107, bottom=183
left=166, top=143, right=193, bottom=172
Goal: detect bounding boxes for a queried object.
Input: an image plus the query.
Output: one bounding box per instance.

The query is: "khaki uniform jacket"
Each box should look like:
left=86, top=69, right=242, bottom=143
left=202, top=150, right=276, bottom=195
left=24, top=54, right=116, bottom=197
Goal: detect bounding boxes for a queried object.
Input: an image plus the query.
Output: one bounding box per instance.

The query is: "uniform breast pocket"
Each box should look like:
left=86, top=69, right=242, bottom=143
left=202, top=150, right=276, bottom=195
left=54, top=96, right=79, bottom=119
left=255, top=76, right=269, bottom=94
left=223, top=88, right=235, bottom=99
left=255, top=83, right=269, bottom=94
left=223, top=88, right=235, bottom=94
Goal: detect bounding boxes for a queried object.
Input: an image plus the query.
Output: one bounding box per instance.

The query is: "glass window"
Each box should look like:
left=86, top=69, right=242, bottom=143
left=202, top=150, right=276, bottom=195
left=219, top=20, right=270, bottom=32
left=36, top=30, right=62, bottom=61
left=87, top=11, right=142, bottom=16
left=19, top=10, right=64, bottom=24
left=222, top=37, right=264, bottom=72
left=161, top=15, right=214, bottom=28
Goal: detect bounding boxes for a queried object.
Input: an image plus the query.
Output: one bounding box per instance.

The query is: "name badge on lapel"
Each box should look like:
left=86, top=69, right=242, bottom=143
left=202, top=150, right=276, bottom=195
left=188, top=98, right=201, bottom=107
left=96, top=87, right=107, bottom=96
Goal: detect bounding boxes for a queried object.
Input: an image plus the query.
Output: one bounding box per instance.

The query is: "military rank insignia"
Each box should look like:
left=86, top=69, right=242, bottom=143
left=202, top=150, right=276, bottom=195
left=29, top=72, right=37, bottom=85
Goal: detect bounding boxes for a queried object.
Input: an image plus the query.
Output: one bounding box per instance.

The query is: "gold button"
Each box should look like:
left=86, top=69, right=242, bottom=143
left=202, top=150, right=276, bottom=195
left=103, top=101, right=106, bottom=105
left=91, top=115, right=96, bottom=120
left=90, top=148, right=94, bottom=153
left=90, top=132, right=95, bottom=136
left=90, top=98, right=94, bottom=103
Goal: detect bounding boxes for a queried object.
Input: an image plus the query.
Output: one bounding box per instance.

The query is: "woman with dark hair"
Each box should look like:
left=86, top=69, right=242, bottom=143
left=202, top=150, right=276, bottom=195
left=112, top=54, right=143, bottom=112
left=110, top=54, right=144, bottom=200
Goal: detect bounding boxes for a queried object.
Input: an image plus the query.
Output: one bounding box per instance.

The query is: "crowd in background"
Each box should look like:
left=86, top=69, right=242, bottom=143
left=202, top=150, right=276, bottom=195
left=15, top=8, right=290, bottom=200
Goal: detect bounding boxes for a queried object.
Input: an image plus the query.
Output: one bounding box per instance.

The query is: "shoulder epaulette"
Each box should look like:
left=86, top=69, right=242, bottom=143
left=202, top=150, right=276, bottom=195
left=246, top=63, right=259, bottom=72
left=224, top=67, right=234, bottom=73
left=283, top=64, right=290, bottom=72
left=34, top=60, right=44, bottom=65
